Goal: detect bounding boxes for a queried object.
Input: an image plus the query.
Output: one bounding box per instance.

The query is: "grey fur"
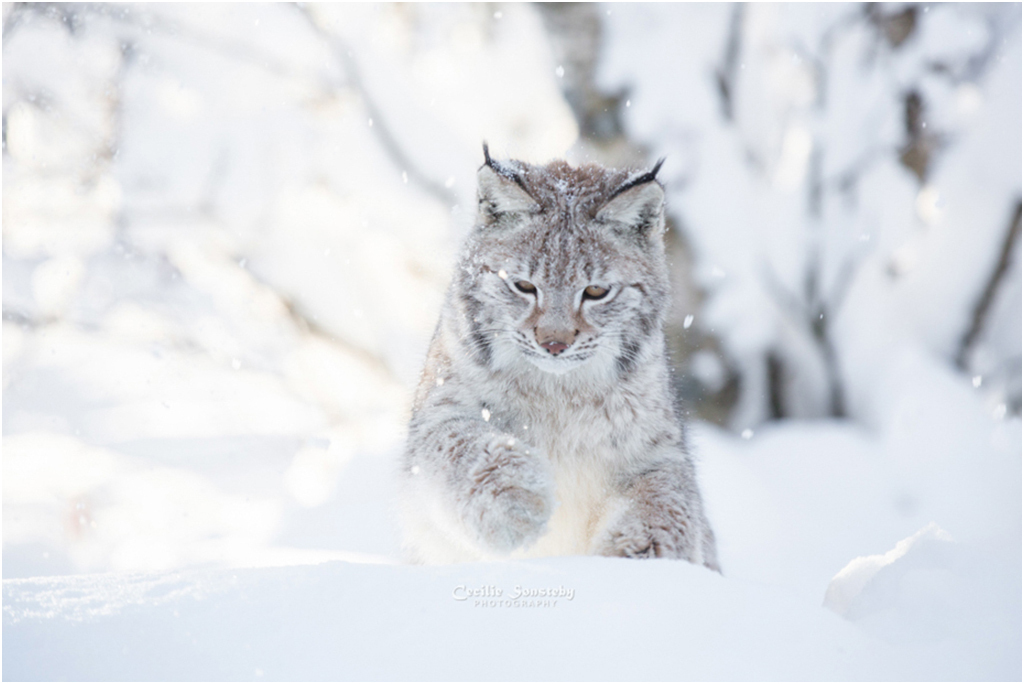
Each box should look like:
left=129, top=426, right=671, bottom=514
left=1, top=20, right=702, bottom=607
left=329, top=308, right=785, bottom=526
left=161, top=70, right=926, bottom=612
left=399, top=151, right=719, bottom=570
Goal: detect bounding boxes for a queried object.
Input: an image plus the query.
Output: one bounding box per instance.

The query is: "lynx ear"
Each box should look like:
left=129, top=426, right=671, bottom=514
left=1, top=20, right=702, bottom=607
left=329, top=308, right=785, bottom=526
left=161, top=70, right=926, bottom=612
left=596, top=159, right=666, bottom=239
left=477, top=143, right=540, bottom=218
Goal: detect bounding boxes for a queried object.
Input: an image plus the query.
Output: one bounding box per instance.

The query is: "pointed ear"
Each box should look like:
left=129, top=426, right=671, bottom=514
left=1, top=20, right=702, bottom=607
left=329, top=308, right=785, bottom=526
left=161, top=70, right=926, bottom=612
left=477, top=143, right=540, bottom=219
left=596, top=160, right=666, bottom=239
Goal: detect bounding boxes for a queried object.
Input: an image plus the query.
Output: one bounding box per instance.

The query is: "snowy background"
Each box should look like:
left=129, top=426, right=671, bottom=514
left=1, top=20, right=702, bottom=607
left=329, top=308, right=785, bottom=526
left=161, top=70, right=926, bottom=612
left=3, top=3, right=1020, bottom=680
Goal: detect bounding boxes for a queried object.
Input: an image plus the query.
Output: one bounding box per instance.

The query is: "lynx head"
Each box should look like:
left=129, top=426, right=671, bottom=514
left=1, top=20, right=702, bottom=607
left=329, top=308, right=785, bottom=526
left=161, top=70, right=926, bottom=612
left=452, top=145, right=672, bottom=378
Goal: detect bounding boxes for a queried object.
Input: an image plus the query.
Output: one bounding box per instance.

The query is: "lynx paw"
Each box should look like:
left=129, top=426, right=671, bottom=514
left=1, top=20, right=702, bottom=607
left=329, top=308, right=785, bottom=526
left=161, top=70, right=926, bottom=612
left=597, top=498, right=713, bottom=567
left=462, top=437, right=553, bottom=554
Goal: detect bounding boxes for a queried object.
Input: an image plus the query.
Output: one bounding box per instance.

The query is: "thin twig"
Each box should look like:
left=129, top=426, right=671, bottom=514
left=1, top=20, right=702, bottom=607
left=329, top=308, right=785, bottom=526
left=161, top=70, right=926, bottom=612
left=956, top=199, right=1022, bottom=370
left=714, top=3, right=744, bottom=123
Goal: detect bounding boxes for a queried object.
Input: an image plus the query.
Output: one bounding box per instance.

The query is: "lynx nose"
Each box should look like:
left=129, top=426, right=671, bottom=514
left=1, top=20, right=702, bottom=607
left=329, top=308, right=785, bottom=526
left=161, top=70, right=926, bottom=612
left=540, top=340, right=569, bottom=355
left=535, top=327, right=577, bottom=356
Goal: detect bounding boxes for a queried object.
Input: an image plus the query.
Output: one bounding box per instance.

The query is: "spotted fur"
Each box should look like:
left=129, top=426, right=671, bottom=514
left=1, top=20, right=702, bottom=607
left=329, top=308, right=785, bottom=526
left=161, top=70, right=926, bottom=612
left=398, top=149, right=719, bottom=570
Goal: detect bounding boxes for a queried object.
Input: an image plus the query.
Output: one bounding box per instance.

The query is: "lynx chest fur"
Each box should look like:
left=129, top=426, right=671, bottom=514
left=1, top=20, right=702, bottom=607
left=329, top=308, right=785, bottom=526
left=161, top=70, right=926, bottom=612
left=399, top=147, right=718, bottom=570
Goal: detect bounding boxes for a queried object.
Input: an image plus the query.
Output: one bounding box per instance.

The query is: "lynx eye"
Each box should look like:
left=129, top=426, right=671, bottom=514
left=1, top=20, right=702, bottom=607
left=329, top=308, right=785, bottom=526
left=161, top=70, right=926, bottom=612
left=583, top=285, right=610, bottom=300
left=514, top=280, right=537, bottom=294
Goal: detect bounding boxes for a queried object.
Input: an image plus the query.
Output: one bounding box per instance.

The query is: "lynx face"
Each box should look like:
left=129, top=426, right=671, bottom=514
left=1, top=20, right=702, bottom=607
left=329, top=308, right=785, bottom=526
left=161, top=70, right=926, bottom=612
left=455, top=150, right=672, bottom=378
left=479, top=236, right=644, bottom=376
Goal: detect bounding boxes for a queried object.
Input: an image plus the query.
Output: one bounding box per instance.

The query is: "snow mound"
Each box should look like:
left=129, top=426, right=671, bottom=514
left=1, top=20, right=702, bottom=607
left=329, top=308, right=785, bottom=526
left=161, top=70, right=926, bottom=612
left=826, top=525, right=1021, bottom=681
left=825, top=522, right=954, bottom=617
left=5, top=550, right=1021, bottom=681
left=0, top=557, right=901, bottom=681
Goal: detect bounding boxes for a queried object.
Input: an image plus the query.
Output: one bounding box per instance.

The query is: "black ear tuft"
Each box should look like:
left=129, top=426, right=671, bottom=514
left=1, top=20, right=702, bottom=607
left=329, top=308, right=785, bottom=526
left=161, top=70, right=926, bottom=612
left=607, top=157, right=666, bottom=201
left=595, top=159, right=667, bottom=242
left=477, top=147, right=540, bottom=219
left=650, top=156, right=666, bottom=179
left=480, top=142, right=528, bottom=187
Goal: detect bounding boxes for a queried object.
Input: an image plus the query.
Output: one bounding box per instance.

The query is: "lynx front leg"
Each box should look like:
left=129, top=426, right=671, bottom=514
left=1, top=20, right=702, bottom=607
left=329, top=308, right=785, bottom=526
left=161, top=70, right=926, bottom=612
left=596, top=458, right=720, bottom=571
left=405, top=417, right=554, bottom=557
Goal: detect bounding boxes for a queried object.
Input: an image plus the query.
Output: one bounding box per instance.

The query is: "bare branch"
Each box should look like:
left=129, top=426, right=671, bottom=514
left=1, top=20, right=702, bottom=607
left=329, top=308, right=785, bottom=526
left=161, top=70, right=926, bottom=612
left=766, top=350, right=787, bottom=419
left=761, top=249, right=852, bottom=418
left=714, top=3, right=744, bottom=122
left=956, top=199, right=1022, bottom=370
left=294, top=4, right=459, bottom=209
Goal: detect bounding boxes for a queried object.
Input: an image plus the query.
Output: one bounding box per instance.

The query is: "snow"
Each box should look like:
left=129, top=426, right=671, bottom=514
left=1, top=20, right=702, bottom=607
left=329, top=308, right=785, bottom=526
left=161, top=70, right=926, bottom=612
left=3, top=3, right=1020, bottom=680
left=4, top=356, right=1019, bottom=679
left=1, top=558, right=894, bottom=681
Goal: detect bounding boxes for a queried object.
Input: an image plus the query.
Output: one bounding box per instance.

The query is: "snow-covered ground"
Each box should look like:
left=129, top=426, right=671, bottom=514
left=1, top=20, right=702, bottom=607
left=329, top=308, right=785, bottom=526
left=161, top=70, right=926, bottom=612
left=4, top=347, right=1021, bottom=680
left=0, top=557, right=949, bottom=681
left=5, top=372, right=1020, bottom=681
left=3, top=3, right=1020, bottom=680
left=2, top=549, right=1013, bottom=682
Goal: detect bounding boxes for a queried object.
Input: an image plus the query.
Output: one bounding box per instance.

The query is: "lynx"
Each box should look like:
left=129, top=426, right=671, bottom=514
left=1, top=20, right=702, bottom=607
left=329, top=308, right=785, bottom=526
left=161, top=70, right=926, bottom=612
left=398, top=146, right=719, bottom=570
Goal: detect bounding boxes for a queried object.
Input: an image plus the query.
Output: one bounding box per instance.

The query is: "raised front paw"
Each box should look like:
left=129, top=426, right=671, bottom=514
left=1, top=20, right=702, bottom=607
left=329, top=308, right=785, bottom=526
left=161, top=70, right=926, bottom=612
left=462, top=436, right=553, bottom=554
